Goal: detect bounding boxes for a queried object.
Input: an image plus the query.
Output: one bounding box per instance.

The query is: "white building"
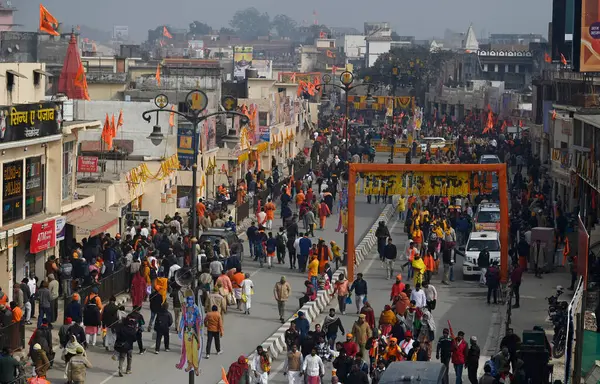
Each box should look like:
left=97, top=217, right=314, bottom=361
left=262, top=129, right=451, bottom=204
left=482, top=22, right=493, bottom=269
left=364, top=22, right=392, bottom=68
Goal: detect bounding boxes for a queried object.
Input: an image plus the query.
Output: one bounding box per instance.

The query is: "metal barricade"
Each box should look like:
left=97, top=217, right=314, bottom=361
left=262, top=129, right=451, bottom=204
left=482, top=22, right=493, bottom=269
left=0, top=320, right=25, bottom=351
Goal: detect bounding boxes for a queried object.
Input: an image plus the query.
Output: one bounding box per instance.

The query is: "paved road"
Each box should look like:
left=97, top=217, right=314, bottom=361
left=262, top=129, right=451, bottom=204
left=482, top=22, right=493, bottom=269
left=42, top=200, right=386, bottom=384
left=266, top=218, right=502, bottom=384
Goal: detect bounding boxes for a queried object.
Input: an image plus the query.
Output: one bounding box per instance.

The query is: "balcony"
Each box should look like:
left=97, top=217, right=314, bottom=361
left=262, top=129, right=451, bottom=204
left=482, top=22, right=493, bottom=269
left=570, top=150, right=600, bottom=192
left=61, top=194, right=95, bottom=215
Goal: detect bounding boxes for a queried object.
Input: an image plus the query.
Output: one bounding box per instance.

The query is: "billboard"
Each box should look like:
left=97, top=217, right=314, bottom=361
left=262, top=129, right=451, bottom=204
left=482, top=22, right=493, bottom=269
left=233, top=46, right=253, bottom=79
left=177, top=127, right=195, bottom=171
left=252, top=59, right=272, bottom=79
left=574, top=0, right=600, bottom=71
left=113, top=26, right=129, bottom=41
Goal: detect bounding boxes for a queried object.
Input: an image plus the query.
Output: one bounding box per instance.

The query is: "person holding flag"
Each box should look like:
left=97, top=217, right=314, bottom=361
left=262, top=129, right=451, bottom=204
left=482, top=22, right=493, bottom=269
left=451, top=329, right=468, bottom=384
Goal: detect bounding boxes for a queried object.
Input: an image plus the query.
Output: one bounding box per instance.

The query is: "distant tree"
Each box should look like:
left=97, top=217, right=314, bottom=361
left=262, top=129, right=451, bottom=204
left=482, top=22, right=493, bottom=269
left=271, top=14, right=297, bottom=38
left=361, top=46, right=455, bottom=102
left=189, top=21, right=212, bottom=35
left=219, top=27, right=236, bottom=36
left=230, top=7, right=271, bottom=40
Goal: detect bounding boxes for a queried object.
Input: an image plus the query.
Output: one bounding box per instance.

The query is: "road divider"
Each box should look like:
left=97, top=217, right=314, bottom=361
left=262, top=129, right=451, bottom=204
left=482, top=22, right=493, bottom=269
left=217, top=203, right=395, bottom=382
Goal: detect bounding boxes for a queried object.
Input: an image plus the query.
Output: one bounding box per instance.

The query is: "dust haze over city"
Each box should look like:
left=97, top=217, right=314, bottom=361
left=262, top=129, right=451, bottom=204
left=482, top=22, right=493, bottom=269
left=16, top=0, right=550, bottom=41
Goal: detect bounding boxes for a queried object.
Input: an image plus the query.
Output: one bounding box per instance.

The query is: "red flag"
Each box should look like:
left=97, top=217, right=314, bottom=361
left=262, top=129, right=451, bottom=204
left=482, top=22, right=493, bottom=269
left=289, top=73, right=296, bottom=83
left=519, top=120, right=523, bottom=128
left=501, top=120, right=507, bottom=132
left=552, top=109, right=557, bottom=120
left=560, top=53, right=567, bottom=65
left=163, top=26, right=173, bottom=39
left=332, top=65, right=338, bottom=74
left=544, top=53, right=552, bottom=63
left=326, top=50, right=336, bottom=58
left=319, top=31, right=327, bottom=39
left=447, top=320, right=455, bottom=339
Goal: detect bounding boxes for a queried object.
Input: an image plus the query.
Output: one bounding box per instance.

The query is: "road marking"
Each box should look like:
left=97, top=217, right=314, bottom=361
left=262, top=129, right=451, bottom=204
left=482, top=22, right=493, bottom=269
left=99, top=372, right=118, bottom=384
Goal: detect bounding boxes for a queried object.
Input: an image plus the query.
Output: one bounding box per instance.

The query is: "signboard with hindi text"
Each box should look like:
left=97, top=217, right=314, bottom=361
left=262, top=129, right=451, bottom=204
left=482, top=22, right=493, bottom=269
left=359, top=171, right=493, bottom=196
left=2, top=160, right=23, bottom=225
left=0, top=102, right=61, bottom=144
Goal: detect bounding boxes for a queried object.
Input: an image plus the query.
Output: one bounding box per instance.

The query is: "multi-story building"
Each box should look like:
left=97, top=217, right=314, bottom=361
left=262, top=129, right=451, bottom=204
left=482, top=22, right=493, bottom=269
left=0, top=62, right=101, bottom=301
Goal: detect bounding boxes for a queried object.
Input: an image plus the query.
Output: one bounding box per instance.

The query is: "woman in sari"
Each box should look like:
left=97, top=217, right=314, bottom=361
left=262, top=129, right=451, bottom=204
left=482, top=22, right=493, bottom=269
left=227, top=355, right=250, bottom=384
left=130, top=271, right=147, bottom=308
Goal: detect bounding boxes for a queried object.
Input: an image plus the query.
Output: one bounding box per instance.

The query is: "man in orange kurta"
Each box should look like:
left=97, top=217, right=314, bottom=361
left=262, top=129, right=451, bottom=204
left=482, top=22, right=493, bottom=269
left=295, top=191, right=305, bottom=211
left=316, top=240, right=332, bottom=273
left=196, top=198, right=206, bottom=219
left=264, top=198, right=276, bottom=230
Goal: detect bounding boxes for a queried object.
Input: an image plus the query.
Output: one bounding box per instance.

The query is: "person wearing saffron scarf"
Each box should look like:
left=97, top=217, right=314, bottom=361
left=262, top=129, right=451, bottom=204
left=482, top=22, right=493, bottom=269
left=154, top=273, right=169, bottom=304
left=227, top=355, right=250, bottom=384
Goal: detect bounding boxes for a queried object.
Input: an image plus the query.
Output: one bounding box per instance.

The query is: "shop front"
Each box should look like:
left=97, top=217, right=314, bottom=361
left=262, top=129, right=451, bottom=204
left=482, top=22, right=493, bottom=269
left=65, top=206, right=119, bottom=242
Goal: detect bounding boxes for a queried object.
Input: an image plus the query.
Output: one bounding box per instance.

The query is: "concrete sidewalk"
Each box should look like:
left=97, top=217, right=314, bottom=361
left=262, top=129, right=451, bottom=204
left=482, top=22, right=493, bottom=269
left=499, top=269, right=573, bottom=380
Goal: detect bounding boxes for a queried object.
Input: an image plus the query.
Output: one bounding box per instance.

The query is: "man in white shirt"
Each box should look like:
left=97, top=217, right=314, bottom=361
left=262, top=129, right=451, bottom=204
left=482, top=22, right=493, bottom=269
left=302, top=348, right=324, bottom=384
left=400, top=332, right=415, bottom=355
left=422, top=281, right=438, bottom=310
left=209, top=258, right=223, bottom=283
left=293, top=235, right=302, bottom=260
left=410, top=283, right=427, bottom=308
left=168, top=263, right=181, bottom=279
left=140, top=225, right=149, bottom=238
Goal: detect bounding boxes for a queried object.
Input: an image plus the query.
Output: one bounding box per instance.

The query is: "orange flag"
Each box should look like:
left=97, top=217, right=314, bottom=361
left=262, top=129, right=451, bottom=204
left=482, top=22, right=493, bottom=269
left=313, top=76, right=321, bottom=94
left=101, top=114, right=113, bottom=150
left=326, top=50, right=335, bottom=58
left=500, top=120, right=507, bottom=132
left=289, top=73, right=296, bottom=83
left=155, top=63, right=161, bottom=85
left=169, top=105, right=175, bottom=127
left=544, top=53, right=552, bottom=63
left=163, top=26, right=173, bottom=39
left=39, top=4, right=59, bottom=36
left=110, top=114, right=117, bottom=138
left=74, top=62, right=91, bottom=101
left=221, top=367, right=230, bottom=384
left=552, top=109, right=557, bottom=120
left=560, top=53, right=567, bottom=65
left=297, top=80, right=307, bottom=97
left=117, top=110, right=124, bottom=130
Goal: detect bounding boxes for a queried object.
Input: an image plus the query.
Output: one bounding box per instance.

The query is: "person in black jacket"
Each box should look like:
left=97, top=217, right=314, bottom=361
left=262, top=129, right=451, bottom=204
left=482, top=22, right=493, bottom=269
left=383, top=238, right=397, bottom=280
left=332, top=349, right=353, bottom=383
left=485, top=262, right=500, bottom=305
left=375, top=222, right=391, bottom=262
left=147, top=290, right=163, bottom=331
left=83, top=298, right=101, bottom=346
left=407, top=340, right=429, bottom=361
left=478, top=247, right=490, bottom=286
left=66, top=321, right=87, bottom=348
left=346, top=362, right=369, bottom=384
left=153, top=302, right=173, bottom=354
left=102, top=296, right=120, bottom=351
left=114, top=318, right=137, bottom=376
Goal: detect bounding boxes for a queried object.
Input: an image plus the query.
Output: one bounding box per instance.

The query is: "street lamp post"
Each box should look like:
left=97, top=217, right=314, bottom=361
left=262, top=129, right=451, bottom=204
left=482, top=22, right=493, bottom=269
left=315, top=72, right=375, bottom=265
left=142, top=90, right=248, bottom=383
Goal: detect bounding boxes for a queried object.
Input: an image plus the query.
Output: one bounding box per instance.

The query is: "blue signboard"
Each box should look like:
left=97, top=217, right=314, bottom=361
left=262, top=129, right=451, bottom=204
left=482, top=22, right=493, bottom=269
left=177, top=127, right=195, bottom=171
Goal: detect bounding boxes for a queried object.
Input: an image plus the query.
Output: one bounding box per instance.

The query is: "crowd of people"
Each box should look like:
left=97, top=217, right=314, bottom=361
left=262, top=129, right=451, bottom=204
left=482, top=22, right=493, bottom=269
left=0, top=110, right=566, bottom=384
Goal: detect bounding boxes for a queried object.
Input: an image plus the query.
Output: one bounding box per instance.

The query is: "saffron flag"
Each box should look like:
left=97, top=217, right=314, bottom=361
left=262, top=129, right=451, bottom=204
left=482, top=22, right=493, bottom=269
left=39, top=4, right=59, bottom=36
left=326, top=50, right=335, bottom=58
left=560, top=53, right=567, bottom=65
left=101, top=114, right=113, bottom=150
left=552, top=109, right=557, bottom=120
left=221, top=367, right=230, bottom=384
left=169, top=105, right=175, bottom=127
left=110, top=114, right=117, bottom=138
left=544, top=53, right=552, bottom=63
left=155, top=63, right=161, bottom=86
left=73, top=62, right=91, bottom=101
left=319, top=31, right=327, bottom=39
left=163, top=26, right=173, bottom=39
left=117, top=110, right=124, bottom=130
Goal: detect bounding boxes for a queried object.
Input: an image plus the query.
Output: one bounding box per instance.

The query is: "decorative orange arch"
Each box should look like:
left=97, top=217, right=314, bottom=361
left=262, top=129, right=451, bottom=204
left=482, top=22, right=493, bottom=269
left=347, top=163, right=510, bottom=283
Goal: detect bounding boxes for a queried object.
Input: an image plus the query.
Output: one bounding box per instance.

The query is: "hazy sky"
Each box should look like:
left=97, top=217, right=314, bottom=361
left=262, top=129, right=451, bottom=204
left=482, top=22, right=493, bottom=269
left=16, top=0, right=551, bottom=42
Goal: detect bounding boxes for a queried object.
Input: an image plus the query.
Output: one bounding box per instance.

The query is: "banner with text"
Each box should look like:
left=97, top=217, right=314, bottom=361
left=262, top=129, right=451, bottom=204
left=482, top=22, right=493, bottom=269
left=360, top=171, right=493, bottom=196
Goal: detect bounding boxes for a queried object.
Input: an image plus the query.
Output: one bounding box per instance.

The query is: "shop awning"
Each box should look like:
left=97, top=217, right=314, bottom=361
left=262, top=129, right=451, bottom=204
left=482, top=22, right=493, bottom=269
left=66, top=206, right=118, bottom=238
